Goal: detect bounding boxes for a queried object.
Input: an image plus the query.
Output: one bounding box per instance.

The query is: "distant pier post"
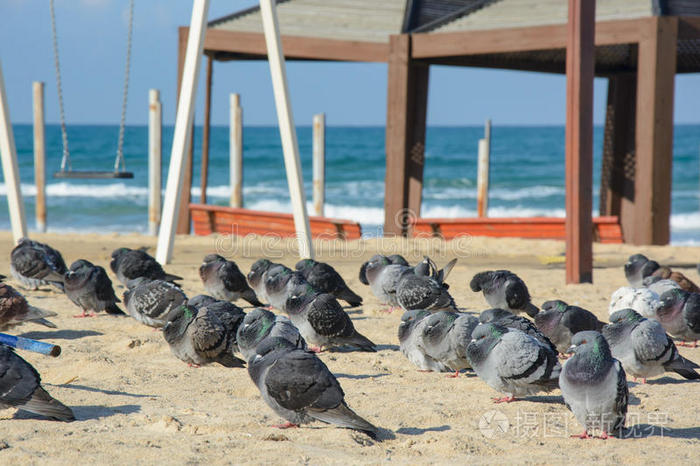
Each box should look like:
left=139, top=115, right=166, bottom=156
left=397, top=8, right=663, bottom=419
left=476, top=119, right=491, bottom=218
left=33, top=81, right=46, bottom=232
left=312, top=113, right=325, bottom=217
left=229, top=93, right=243, bottom=208
left=148, top=89, right=162, bottom=236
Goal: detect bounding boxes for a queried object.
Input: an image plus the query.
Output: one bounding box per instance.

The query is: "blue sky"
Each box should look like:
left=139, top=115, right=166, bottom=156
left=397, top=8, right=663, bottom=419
left=2, top=0, right=699, bottom=127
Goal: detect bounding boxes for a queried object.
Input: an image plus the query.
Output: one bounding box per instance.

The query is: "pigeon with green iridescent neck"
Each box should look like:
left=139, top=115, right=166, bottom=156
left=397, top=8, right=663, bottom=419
left=236, top=308, right=306, bottom=361
left=642, top=276, right=680, bottom=297
left=199, top=254, right=263, bottom=307
left=655, top=288, right=700, bottom=347
left=535, top=300, right=605, bottom=354
left=603, top=308, right=699, bottom=382
left=295, top=259, right=362, bottom=307
left=10, top=238, right=67, bottom=291
left=479, top=308, right=557, bottom=354
left=467, top=323, right=560, bottom=403
left=560, top=331, right=628, bottom=439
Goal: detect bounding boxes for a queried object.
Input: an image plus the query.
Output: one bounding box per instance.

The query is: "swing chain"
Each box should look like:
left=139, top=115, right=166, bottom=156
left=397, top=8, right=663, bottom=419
left=49, top=0, right=70, bottom=172
left=115, top=0, right=134, bottom=172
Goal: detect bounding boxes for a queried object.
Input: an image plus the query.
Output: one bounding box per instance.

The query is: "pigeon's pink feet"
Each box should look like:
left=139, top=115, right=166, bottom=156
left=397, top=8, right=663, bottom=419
left=558, top=353, right=570, bottom=360
left=309, top=346, right=324, bottom=353
left=272, top=422, right=299, bottom=429
left=152, top=327, right=161, bottom=332
left=571, top=431, right=591, bottom=439
left=677, top=341, right=698, bottom=348
left=380, top=307, right=396, bottom=314
left=597, top=431, right=610, bottom=440
left=446, top=371, right=460, bottom=378
left=633, top=377, right=647, bottom=384
left=492, top=396, right=517, bottom=404
left=187, top=363, right=201, bottom=368
left=73, top=311, right=96, bottom=318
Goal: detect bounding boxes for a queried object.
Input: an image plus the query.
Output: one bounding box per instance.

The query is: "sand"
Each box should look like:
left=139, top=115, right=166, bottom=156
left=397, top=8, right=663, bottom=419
left=0, top=230, right=699, bottom=464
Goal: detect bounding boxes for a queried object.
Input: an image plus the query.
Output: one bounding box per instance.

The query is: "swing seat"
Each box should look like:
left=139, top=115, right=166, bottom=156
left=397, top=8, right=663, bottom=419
left=53, top=170, right=134, bottom=179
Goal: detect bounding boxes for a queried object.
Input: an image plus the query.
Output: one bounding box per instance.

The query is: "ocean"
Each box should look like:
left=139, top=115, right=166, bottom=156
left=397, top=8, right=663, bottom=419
left=2, top=124, right=699, bottom=244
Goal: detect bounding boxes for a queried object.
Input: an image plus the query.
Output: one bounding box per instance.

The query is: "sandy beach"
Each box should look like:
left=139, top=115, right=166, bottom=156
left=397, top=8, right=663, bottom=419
left=0, top=230, right=699, bottom=464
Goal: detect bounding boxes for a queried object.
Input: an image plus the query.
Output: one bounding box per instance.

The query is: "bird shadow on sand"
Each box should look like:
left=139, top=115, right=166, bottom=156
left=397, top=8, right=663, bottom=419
left=344, top=308, right=364, bottom=315
left=518, top=395, right=565, bottom=405
left=72, top=404, right=142, bottom=421
left=396, top=425, right=451, bottom=436
left=335, top=373, right=389, bottom=380
left=44, top=383, right=156, bottom=399
left=629, top=377, right=698, bottom=387
left=618, top=424, right=700, bottom=440
left=19, top=329, right=103, bottom=340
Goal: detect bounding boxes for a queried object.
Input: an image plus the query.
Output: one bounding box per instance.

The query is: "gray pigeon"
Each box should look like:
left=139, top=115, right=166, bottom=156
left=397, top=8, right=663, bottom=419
left=417, top=311, right=480, bottom=377
left=387, top=255, right=409, bottom=266
left=199, top=254, right=263, bottom=307
left=470, top=270, right=539, bottom=317
left=625, top=254, right=661, bottom=287
left=535, top=300, right=605, bottom=354
left=466, top=323, right=561, bottom=402
left=295, top=259, right=362, bottom=307
left=479, top=308, right=557, bottom=354
left=64, top=259, right=124, bottom=318
left=246, top=259, right=280, bottom=305
left=609, top=286, right=659, bottom=318
left=396, top=258, right=457, bottom=312
left=236, top=308, right=306, bottom=361
left=642, top=276, right=680, bottom=296
left=0, top=280, right=57, bottom=330
left=122, top=278, right=187, bottom=328
left=398, top=309, right=444, bottom=371
left=559, top=331, right=628, bottom=439
left=188, top=295, right=246, bottom=352
left=248, top=337, right=378, bottom=437
left=264, top=266, right=308, bottom=312
left=0, top=343, right=74, bottom=421
left=285, top=289, right=376, bottom=352
left=10, top=237, right=67, bottom=291
left=162, top=304, right=245, bottom=368
left=359, top=255, right=412, bottom=309
left=110, top=247, right=182, bottom=286
left=603, top=308, right=700, bottom=382
left=655, top=289, right=700, bottom=347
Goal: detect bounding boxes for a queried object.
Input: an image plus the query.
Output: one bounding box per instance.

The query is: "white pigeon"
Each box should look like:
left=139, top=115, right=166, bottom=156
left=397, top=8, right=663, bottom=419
left=608, top=286, right=658, bottom=319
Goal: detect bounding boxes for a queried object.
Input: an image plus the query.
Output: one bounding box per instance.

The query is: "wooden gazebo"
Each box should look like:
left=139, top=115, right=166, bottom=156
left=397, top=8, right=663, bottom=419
left=176, top=0, right=700, bottom=249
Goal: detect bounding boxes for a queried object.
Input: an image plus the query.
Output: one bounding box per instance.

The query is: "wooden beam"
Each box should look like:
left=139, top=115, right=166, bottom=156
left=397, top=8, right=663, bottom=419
left=203, top=28, right=389, bottom=62
left=678, top=17, right=700, bottom=39
left=200, top=54, right=213, bottom=204
left=411, top=18, right=648, bottom=59
left=633, top=16, right=677, bottom=245
left=384, top=34, right=429, bottom=237
left=565, top=0, right=594, bottom=284
left=176, top=27, right=194, bottom=234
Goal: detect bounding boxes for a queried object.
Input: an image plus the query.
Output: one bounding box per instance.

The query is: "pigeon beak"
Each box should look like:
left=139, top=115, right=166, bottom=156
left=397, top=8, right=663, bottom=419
left=565, top=344, right=577, bottom=354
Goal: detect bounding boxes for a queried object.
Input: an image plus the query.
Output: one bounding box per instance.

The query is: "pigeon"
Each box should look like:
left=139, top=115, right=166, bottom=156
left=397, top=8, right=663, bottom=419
left=642, top=276, right=680, bottom=296
left=64, top=259, right=124, bottom=318
left=285, top=289, right=376, bottom=352
left=625, top=253, right=700, bottom=292
left=295, top=259, right=363, bottom=307
left=387, top=254, right=410, bottom=266
left=535, top=300, right=605, bottom=354
left=199, top=254, right=263, bottom=307
left=162, top=304, right=245, bottom=368
left=396, top=258, right=457, bottom=312
left=10, top=238, right=67, bottom=291
left=122, top=278, right=187, bottom=328
left=247, top=259, right=278, bottom=304
left=608, top=286, right=658, bottom=318
left=188, top=295, right=246, bottom=351
left=186, top=294, right=218, bottom=309
left=479, top=308, right=557, bottom=354
left=559, top=331, right=628, bottom=439
left=0, top=343, right=74, bottom=421
left=248, top=337, right=378, bottom=437
left=603, top=308, right=700, bottom=382
left=358, top=255, right=412, bottom=308
left=470, top=270, right=539, bottom=317
left=466, top=323, right=561, bottom=402
left=0, top=280, right=57, bottom=330
left=417, top=311, right=480, bottom=377
left=236, top=308, right=306, bottom=361
left=655, top=289, right=700, bottom=347
left=110, top=247, right=182, bottom=287
left=264, top=266, right=308, bottom=312
left=398, top=309, right=445, bottom=371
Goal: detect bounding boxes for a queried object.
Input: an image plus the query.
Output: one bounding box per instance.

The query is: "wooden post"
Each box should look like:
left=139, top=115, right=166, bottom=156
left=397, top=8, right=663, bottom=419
left=156, top=0, right=209, bottom=264
left=259, top=0, right=314, bottom=259
left=200, top=54, right=213, bottom=204
left=633, top=17, right=677, bottom=245
left=564, top=0, right=594, bottom=284
left=312, top=112, right=325, bottom=217
left=230, top=93, right=243, bottom=208
left=33, top=81, right=46, bottom=233
left=176, top=27, right=195, bottom=235
left=476, top=139, right=489, bottom=217
left=0, top=60, right=28, bottom=243
left=384, top=34, right=429, bottom=236
left=148, top=89, right=162, bottom=236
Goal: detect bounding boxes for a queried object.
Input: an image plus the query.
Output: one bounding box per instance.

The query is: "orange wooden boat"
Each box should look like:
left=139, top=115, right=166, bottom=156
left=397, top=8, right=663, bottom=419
left=410, top=216, right=623, bottom=243
left=190, top=203, right=362, bottom=240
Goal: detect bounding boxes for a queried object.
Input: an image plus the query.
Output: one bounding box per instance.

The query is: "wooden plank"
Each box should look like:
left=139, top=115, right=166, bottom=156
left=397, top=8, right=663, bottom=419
left=176, top=26, right=195, bottom=235
left=384, top=34, right=429, bottom=236
left=412, top=18, right=648, bottom=59
left=565, top=0, right=594, bottom=284
left=633, top=16, right=677, bottom=245
left=678, top=17, right=700, bottom=39
left=33, top=81, right=46, bottom=233
left=200, top=54, right=213, bottom=204
left=203, top=29, right=389, bottom=62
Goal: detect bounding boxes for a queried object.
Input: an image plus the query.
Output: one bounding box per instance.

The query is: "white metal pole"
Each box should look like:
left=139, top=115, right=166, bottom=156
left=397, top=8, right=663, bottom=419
left=0, top=60, right=28, bottom=243
left=155, top=0, right=209, bottom=264
left=259, top=0, right=314, bottom=259
left=33, top=81, right=47, bottom=233
left=230, top=93, right=243, bottom=208
left=148, top=89, right=162, bottom=236
left=312, top=112, right=325, bottom=217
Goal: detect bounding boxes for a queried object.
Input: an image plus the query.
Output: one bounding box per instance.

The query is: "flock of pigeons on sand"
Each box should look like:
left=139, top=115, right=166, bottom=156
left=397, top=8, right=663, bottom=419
left=1, top=237, right=699, bottom=441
